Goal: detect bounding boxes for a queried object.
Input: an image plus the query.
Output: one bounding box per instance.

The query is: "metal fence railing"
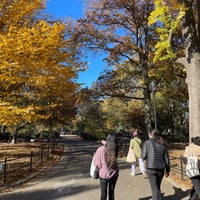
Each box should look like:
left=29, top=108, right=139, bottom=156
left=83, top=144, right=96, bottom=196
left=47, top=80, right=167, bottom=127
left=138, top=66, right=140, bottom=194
left=170, top=155, right=187, bottom=180
left=0, top=143, right=63, bottom=186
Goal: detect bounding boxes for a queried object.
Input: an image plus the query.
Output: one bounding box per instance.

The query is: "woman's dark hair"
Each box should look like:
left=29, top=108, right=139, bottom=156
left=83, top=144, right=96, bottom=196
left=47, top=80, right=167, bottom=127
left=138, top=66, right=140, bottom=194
left=149, top=129, right=158, bottom=137
left=191, top=137, right=200, bottom=146
left=105, top=134, right=118, bottom=168
left=149, top=129, right=164, bottom=144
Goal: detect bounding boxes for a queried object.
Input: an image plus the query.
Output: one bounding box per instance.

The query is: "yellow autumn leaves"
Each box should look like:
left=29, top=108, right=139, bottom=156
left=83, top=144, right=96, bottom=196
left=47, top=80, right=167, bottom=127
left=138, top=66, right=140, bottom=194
left=0, top=1, right=82, bottom=127
left=148, top=0, right=186, bottom=62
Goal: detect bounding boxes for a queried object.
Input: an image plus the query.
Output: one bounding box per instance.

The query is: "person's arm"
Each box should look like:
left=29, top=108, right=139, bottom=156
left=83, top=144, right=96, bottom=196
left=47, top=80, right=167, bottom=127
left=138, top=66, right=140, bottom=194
left=164, top=145, right=170, bottom=177
left=142, top=141, right=147, bottom=160
left=182, top=156, right=187, bottom=164
left=93, top=147, right=102, bottom=168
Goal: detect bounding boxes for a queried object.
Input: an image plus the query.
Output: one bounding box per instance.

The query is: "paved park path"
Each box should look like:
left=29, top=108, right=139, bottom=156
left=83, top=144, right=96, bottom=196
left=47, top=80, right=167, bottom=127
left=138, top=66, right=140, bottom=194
left=0, top=135, right=191, bottom=200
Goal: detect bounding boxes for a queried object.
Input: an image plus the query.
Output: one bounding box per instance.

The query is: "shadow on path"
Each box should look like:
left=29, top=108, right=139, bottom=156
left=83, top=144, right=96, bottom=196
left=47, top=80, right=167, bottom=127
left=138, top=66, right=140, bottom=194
left=138, top=186, right=190, bottom=200
left=0, top=135, right=191, bottom=200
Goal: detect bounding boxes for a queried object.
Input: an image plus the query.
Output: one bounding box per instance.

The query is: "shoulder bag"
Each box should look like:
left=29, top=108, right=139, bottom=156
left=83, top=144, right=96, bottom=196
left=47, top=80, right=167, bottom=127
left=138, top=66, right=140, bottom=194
left=186, top=147, right=200, bottom=178
left=90, top=155, right=99, bottom=179
left=126, top=147, right=137, bottom=163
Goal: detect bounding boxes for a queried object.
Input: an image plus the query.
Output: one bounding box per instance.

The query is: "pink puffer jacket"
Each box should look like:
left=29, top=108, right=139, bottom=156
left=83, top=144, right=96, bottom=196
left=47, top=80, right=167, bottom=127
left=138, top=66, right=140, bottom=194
left=93, top=141, right=119, bottom=179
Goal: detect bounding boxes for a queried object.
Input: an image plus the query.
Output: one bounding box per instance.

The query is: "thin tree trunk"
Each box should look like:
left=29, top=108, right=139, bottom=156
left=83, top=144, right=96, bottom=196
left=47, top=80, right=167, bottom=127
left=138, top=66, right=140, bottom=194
left=11, top=130, right=17, bottom=144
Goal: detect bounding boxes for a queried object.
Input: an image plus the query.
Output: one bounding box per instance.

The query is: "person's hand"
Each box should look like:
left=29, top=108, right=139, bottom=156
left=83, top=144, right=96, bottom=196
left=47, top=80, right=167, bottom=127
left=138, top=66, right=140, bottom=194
left=165, top=172, right=170, bottom=178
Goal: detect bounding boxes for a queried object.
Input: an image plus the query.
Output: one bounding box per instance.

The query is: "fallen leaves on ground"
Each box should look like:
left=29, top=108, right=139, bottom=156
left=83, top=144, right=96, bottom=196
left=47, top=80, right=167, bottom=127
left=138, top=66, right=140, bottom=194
left=0, top=142, right=63, bottom=187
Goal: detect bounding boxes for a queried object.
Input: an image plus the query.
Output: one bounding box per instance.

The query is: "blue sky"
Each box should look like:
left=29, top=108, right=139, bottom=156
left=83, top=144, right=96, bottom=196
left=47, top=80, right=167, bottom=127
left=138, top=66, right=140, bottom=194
left=45, top=0, right=105, bottom=88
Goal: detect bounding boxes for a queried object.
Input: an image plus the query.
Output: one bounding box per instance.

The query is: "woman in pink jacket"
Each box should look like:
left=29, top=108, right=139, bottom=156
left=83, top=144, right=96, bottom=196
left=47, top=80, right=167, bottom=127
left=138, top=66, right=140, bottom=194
left=93, top=134, right=119, bottom=200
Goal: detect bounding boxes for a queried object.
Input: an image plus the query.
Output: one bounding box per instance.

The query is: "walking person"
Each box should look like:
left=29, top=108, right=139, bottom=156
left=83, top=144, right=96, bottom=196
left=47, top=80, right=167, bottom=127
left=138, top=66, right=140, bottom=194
left=183, top=136, right=200, bottom=200
left=93, top=134, right=119, bottom=200
left=129, top=130, right=146, bottom=176
left=142, top=129, right=170, bottom=200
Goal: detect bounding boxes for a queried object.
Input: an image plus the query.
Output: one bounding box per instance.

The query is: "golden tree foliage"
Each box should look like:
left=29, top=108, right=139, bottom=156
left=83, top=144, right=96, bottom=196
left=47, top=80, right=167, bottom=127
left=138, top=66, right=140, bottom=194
left=0, top=0, right=46, bottom=31
left=0, top=0, right=82, bottom=127
left=102, top=98, right=129, bottom=131
left=148, top=0, right=185, bottom=62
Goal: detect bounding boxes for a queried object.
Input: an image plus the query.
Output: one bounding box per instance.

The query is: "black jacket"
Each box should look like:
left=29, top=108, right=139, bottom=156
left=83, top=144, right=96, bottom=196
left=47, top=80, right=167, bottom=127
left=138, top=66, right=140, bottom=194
left=142, top=138, right=170, bottom=172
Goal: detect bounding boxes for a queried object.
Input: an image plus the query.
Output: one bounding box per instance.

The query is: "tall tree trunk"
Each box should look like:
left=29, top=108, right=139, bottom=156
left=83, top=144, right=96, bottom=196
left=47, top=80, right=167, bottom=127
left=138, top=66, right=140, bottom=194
left=185, top=53, right=200, bottom=139
left=142, top=62, right=151, bottom=135
left=144, top=87, right=151, bottom=135
left=182, top=1, right=200, bottom=140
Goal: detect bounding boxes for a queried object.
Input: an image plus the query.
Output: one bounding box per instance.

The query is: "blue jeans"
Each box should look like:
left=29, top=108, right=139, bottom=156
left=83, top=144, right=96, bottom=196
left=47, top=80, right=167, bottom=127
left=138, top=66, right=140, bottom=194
left=146, top=168, right=164, bottom=200
left=100, top=176, right=118, bottom=200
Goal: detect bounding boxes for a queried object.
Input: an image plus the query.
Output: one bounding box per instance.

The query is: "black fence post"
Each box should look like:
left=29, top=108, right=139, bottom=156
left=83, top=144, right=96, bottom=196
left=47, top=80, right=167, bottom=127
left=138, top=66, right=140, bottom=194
left=52, top=143, right=55, bottom=152
left=41, top=147, right=44, bottom=163
left=180, top=155, right=184, bottom=180
left=53, top=142, right=56, bottom=151
left=30, top=152, right=33, bottom=172
left=4, top=158, right=7, bottom=183
left=44, top=147, right=47, bottom=159
left=47, top=145, right=49, bottom=158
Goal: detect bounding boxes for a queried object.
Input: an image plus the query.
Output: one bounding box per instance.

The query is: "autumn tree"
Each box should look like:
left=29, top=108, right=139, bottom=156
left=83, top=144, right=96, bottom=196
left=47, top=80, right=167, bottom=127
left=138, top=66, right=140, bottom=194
left=75, top=88, right=106, bottom=138
left=155, top=61, right=188, bottom=140
left=149, top=0, right=200, bottom=139
left=92, top=62, right=144, bottom=101
left=102, top=98, right=144, bottom=133
left=126, top=100, right=145, bottom=134
left=0, top=0, right=84, bottom=143
left=75, top=0, right=157, bottom=134
left=75, top=87, right=145, bottom=138
left=102, top=98, right=129, bottom=132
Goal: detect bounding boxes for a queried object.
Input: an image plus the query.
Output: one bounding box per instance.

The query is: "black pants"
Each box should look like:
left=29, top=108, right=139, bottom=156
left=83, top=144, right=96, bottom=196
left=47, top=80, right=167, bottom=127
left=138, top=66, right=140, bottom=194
left=146, top=168, right=164, bottom=200
left=189, top=175, right=200, bottom=200
left=100, top=176, right=118, bottom=200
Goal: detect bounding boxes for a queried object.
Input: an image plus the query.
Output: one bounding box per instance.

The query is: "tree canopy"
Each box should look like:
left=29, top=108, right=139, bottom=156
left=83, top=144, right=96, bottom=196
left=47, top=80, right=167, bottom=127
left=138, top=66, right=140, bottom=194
left=0, top=0, right=84, bottom=142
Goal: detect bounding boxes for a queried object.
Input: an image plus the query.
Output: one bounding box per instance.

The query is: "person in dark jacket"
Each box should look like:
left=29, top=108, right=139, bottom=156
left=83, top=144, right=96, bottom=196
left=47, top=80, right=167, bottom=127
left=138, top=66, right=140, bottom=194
left=142, top=129, right=170, bottom=200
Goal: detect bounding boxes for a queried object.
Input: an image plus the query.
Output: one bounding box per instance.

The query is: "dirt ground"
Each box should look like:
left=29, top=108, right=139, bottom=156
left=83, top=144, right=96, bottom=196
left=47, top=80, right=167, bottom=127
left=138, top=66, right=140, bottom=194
left=168, top=142, right=192, bottom=189
left=0, top=142, right=63, bottom=187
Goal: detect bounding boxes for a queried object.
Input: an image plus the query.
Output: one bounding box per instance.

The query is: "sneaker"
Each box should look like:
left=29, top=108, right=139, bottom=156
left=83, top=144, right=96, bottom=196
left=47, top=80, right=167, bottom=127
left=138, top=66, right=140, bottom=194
left=131, top=172, right=136, bottom=176
left=142, top=172, right=147, bottom=178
